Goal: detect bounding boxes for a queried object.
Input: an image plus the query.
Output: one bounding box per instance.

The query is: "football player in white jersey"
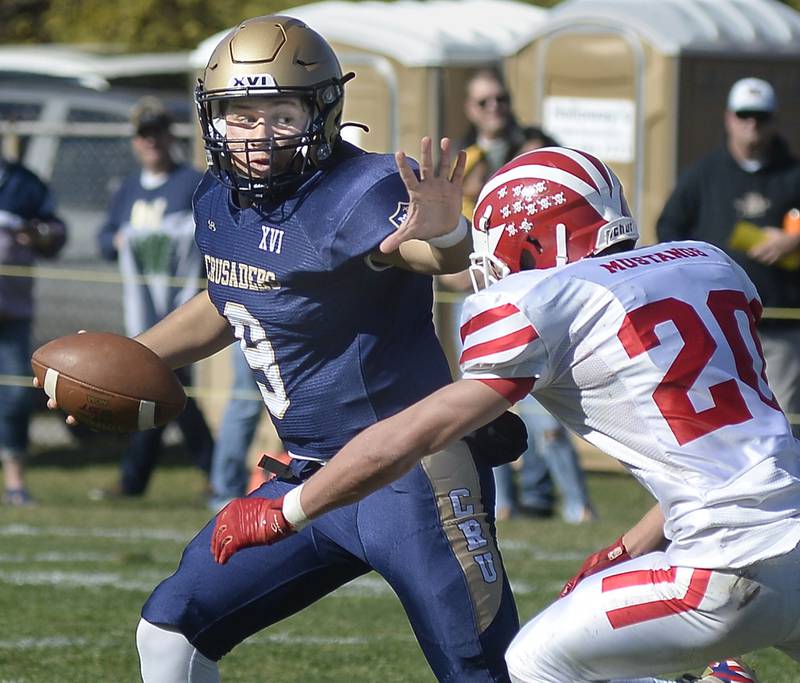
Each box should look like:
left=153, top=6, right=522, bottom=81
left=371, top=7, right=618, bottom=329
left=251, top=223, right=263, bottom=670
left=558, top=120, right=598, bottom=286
left=212, top=147, right=800, bottom=682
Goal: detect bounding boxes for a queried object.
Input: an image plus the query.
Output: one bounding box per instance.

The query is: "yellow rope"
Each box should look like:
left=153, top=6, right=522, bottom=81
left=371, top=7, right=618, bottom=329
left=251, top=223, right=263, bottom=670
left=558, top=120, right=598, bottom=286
left=5, top=370, right=799, bottom=427
left=0, top=264, right=206, bottom=289
left=3, top=265, right=800, bottom=318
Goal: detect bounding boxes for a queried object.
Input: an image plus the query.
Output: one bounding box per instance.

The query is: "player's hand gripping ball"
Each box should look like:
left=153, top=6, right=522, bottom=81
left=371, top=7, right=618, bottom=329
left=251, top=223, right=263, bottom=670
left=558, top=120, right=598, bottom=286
left=31, top=332, right=185, bottom=432
left=212, top=497, right=295, bottom=564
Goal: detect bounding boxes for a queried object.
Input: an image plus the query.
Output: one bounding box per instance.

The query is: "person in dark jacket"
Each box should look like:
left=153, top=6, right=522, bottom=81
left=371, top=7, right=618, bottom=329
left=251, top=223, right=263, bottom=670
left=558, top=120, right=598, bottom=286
left=0, top=156, right=67, bottom=505
left=657, top=77, right=800, bottom=436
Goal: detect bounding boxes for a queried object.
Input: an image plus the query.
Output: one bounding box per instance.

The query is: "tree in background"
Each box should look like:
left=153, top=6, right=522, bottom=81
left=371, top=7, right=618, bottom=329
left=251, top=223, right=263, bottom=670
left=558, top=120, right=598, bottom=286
left=1, top=0, right=288, bottom=51
left=1, top=0, right=799, bottom=52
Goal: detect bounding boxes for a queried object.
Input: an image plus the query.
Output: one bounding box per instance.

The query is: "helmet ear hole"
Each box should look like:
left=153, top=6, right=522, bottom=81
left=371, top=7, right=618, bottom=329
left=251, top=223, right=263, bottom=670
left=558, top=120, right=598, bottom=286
left=520, top=238, right=541, bottom=271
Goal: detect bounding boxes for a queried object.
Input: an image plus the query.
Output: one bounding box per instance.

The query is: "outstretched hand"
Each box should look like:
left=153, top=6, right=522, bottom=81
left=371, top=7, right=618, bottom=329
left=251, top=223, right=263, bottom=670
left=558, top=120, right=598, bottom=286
left=379, top=137, right=467, bottom=254
left=211, top=496, right=295, bottom=564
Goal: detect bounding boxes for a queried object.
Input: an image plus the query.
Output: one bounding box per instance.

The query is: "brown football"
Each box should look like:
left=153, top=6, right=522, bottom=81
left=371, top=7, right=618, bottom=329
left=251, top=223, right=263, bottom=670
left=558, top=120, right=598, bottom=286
left=31, top=332, right=186, bottom=433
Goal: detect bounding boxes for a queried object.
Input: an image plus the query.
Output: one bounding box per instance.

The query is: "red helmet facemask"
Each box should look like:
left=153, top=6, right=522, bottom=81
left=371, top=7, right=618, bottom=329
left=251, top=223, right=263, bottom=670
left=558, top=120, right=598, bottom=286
left=469, top=147, right=638, bottom=291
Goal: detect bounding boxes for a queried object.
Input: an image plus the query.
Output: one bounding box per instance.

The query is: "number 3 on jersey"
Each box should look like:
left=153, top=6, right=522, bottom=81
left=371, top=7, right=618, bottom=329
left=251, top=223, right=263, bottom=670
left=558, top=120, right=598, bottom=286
left=618, top=290, right=779, bottom=445
left=224, top=302, right=290, bottom=419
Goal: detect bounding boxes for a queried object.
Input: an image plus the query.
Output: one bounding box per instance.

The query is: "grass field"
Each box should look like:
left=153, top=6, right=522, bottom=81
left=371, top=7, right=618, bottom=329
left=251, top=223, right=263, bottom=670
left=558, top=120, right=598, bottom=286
left=1, top=419, right=796, bottom=682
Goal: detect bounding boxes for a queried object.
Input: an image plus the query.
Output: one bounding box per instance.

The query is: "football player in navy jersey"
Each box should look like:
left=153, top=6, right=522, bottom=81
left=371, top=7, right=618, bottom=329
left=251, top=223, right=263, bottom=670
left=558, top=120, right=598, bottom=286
left=60, top=15, right=521, bottom=683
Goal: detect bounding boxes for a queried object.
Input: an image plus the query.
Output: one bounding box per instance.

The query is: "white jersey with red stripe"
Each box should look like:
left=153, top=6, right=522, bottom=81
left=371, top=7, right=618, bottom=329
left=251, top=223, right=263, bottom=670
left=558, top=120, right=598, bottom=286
left=459, top=239, right=800, bottom=570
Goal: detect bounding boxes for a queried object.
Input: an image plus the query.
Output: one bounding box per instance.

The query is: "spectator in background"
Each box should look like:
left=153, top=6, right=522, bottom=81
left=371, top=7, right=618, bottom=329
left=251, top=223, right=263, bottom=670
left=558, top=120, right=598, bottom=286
left=657, top=77, right=800, bottom=436
left=518, top=125, right=558, bottom=154
left=460, top=67, right=525, bottom=218
left=0, top=155, right=67, bottom=505
left=94, top=97, right=213, bottom=500
left=443, top=119, right=595, bottom=523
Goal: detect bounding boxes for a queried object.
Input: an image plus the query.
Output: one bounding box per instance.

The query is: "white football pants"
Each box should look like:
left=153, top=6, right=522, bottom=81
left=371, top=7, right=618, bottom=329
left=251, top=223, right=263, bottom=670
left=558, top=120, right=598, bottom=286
left=506, top=546, right=800, bottom=682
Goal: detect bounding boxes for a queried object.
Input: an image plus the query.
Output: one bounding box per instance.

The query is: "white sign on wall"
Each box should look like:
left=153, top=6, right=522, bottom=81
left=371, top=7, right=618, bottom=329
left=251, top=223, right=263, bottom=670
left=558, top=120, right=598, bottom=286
left=542, top=96, right=635, bottom=163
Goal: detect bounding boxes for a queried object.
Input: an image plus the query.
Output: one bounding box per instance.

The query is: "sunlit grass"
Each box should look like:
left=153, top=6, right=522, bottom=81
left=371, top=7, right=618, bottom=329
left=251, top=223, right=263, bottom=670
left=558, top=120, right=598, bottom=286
left=0, top=429, right=793, bottom=682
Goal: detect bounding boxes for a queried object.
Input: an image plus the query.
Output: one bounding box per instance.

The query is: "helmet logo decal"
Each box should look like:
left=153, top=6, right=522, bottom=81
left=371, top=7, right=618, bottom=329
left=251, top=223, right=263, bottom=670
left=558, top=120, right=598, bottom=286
left=230, top=74, right=277, bottom=88
left=389, top=202, right=409, bottom=229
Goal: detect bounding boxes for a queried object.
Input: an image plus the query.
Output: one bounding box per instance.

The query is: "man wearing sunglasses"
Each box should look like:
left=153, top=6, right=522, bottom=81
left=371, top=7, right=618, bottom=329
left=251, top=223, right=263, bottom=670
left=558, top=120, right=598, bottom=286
left=657, top=76, right=800, bottom=438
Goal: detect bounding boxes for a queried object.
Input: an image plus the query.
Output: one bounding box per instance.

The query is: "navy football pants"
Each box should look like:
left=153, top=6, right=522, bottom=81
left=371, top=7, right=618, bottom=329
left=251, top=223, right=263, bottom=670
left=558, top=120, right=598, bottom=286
left=142, top=441, right=519, bottom=682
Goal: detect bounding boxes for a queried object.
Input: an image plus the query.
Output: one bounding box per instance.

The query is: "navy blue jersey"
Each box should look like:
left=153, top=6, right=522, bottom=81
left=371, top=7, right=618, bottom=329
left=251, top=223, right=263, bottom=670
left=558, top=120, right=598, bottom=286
left=194, top=143, right=452, bottom=459
left=0, top=162, right=66, bottom=319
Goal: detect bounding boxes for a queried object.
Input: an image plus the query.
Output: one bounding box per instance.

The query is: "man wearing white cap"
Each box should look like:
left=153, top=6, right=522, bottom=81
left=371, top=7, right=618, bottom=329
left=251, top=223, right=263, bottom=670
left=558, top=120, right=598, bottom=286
left=657, top=76, right=800, bottom=437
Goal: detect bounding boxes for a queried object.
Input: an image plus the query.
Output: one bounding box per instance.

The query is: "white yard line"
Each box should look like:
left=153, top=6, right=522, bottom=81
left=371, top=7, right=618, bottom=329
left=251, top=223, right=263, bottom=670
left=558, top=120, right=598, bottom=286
left=0, top=551, right=118, bottom=563
left=0, top=523, right=191, bottom=543
left=0, top=632, right=415, bottom=651
left=0, top=525, right=573, bottom=599
left=0, top=524, right=586, bottom=559
left=497, top=539, right=585, bottom=560
left=0, top=569, right=160, bottom=592
left=0, top=565, right=560, bottom=598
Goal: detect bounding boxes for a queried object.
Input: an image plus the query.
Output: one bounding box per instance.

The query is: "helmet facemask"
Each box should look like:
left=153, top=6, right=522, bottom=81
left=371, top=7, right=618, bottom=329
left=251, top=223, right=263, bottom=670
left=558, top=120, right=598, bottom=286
left=469, top=204, right=510, bottom=292
left=195, top=15, right=351, bottom=202
left=197, top=82, right=344, bottom=200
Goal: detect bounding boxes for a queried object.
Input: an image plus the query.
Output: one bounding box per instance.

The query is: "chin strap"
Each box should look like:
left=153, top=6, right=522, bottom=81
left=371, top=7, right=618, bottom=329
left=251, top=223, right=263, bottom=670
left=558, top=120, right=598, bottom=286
left=555, top=223, right=568, bottom=267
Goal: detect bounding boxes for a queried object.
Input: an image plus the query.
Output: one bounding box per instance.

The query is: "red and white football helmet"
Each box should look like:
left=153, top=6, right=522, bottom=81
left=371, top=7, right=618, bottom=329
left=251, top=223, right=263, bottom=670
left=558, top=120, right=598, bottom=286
left=469, top=147, right=638, bottom=290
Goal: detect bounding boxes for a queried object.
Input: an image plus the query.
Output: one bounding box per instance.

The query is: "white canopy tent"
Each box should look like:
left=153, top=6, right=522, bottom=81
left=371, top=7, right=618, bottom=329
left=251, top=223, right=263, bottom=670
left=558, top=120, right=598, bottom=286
left=191, top=0, right=546, bottom=70
left=0, top=45, right=191, bottom=91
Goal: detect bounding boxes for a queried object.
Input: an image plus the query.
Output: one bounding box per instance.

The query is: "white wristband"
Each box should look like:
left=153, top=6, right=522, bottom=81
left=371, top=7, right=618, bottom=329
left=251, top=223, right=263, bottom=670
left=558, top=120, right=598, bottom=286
left=283, top=483, right=309, bottom=530
left=427, top=215, right=469, bottom=249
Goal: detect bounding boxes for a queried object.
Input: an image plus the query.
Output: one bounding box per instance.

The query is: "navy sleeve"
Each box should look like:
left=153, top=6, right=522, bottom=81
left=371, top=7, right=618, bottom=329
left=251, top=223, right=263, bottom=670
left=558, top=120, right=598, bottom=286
left=331, top=171, right=411, bottom=267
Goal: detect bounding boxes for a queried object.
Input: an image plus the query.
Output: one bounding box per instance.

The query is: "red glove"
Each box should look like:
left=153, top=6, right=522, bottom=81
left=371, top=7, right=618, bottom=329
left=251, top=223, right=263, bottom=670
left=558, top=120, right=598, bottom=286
left=211, top=497, right=295, bottom=564
left=560, top=535, right=630, bottom=598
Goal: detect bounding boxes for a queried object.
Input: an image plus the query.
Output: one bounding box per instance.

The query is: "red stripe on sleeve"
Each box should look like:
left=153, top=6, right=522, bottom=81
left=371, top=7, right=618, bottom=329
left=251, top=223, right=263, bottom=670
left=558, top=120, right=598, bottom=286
left=460, top=326, right=538, bottom=364
left=478, top=377, right=535, bottom=403
left=460, top=303, right=522, bottom=343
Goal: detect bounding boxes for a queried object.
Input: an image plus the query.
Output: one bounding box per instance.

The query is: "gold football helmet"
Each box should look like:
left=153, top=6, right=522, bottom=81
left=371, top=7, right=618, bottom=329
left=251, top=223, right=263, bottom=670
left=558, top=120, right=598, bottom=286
left=196, top=15, right=352, bottom=199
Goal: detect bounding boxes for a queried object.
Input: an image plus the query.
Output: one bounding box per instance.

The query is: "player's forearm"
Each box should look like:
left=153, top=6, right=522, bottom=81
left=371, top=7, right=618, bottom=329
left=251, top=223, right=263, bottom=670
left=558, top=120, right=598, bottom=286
left=374, top=234, right=471, bottom=275
left=621, top=503, right=667, bottom=557
left=298, top=379, right=510, bottom=519
left=299, top=416, right=425, bottom=517
left=135, top=290, right=235, bottom=369
left=405, top=234, right=472, bottom=274
left=426, top=232, right=473, bottom=273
